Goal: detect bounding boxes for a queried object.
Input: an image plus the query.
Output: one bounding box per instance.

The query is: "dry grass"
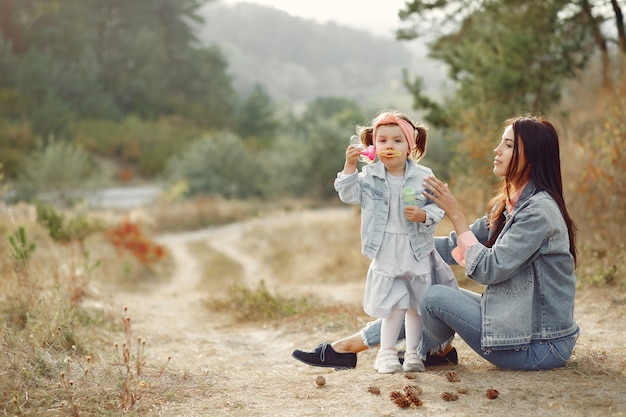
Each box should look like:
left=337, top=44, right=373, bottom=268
left=1, top=196, right=625, bottom=416
left=0, top=202, right=175, bottom=415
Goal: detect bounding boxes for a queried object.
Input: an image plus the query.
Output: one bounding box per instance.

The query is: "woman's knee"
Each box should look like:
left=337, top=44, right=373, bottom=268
left=420, top=285, right=452, bottom=314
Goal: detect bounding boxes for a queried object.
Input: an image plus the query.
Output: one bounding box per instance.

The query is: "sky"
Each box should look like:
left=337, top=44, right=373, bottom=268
left=219, top=0, right=410, bottom=38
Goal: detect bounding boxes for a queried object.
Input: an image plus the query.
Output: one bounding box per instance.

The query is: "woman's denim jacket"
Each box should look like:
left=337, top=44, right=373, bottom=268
left=334, top=160, right=444, bottom=262
left=435, top=182, right=578, bottom=350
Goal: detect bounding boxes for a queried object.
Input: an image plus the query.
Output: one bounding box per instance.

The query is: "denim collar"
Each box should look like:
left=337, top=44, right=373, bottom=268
left=371, top=159, right=418, bottom=179
left=504, top=181, right=537, bottom=219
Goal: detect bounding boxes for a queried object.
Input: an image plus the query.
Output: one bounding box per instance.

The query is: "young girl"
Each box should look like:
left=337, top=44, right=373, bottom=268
left=334, top=110, right=458, bottom=374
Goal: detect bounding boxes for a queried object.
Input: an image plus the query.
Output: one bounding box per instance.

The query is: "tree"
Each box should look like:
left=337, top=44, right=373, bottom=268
left=398, top=0, right=597, bottom=126
left=397, top=0, right=626, bottom=121
left=236, top=84, right=279, bottom=146
left=0, top=0, right=236, bottom=133
left=395, top=0, right=625, bottom=195
left=90, top=0, right=235, bottom=126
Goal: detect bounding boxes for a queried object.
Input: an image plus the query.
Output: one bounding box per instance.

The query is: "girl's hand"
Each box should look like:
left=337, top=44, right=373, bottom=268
left=404, top=206, right=426, bottom=223
left=342, top=145, right=361, bottom=174
left=346, top=145, right=361, bottom=164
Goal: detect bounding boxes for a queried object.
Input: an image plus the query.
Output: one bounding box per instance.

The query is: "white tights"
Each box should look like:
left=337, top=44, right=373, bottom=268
left=380, top=308, right=422, bottom=352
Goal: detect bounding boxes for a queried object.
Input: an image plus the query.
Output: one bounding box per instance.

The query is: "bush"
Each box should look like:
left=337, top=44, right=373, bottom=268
left=74, top=116, right=204, bottom=179
left=15, top=139, right=103, bottom=205
left=166, top=132, right=265, bottom=198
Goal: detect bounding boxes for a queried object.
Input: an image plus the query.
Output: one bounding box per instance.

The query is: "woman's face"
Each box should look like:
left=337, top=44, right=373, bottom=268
left=493, top=124, right=526, bottom=178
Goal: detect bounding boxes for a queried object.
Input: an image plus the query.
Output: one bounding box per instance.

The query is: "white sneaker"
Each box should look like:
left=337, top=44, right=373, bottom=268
left=402, top=350, right=426, bottom=372
left=374, top=349, right=402, bottom=374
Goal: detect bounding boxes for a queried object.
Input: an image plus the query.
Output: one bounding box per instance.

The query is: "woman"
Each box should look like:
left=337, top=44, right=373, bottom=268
left=292, top=114, right=579, bottom=371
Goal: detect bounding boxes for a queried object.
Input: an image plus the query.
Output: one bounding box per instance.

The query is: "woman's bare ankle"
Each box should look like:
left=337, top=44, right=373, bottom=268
left=332, top=334, right=368, bottom=353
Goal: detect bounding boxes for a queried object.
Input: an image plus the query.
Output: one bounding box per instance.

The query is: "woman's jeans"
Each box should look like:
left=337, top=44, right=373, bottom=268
left=361, top=285, right=579, bottom=371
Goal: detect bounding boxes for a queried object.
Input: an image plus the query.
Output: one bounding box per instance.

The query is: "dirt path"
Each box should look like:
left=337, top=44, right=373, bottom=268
left=110, top=209, right=626, bottom=417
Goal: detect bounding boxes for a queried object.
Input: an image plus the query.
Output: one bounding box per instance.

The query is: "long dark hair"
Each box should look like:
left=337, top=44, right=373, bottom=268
left=486, top=115, right=577, bottom=265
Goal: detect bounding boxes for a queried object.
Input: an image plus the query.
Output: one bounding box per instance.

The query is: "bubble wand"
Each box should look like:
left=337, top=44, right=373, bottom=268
left=350, top=135, right=376, bottom=162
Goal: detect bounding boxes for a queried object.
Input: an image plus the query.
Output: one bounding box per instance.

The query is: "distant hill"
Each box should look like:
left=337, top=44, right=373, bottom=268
left=196, top=2, right=440, bottom=107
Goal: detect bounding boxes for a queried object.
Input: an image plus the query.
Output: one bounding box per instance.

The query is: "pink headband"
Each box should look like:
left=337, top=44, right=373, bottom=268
left=372, top=113, right=416, bottom=152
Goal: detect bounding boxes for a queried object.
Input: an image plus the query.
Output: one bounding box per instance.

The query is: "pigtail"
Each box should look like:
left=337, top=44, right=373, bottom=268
left=411, top=125, right=428, bottom=161
left=359, top=127, right=375, bottom=147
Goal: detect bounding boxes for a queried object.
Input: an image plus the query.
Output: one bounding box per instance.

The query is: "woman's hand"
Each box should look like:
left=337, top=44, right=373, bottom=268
left=423, top=176, right=470, bottom=234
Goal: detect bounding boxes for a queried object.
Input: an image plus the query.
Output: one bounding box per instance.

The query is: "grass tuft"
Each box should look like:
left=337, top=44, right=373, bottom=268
left=206, top=280, right=317, bottom=322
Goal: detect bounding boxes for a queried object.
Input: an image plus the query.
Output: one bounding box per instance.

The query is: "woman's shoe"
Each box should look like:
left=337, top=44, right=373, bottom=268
left=291, top=342, right=357, bottom=370
left=424, top=347, right=458, bottom=366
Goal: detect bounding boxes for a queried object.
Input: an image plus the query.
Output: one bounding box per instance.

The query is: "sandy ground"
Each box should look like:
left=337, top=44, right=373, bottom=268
left=103, top=209, right=626, bottom=417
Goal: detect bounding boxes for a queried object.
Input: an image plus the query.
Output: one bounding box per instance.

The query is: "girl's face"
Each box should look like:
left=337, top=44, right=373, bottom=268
left=375, top=124, right=409, bottom=171
left=493, top=124, right=526, bottom=178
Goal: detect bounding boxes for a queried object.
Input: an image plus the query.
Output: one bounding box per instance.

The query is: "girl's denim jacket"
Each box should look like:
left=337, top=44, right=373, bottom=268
left=435, top=182, right=578, bottom=350
left=334, top=160, right=444, bottom=262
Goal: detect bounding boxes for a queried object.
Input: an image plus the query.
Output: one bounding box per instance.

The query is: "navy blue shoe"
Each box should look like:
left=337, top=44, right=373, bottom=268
left=292, top=342, right=357, bottom=370
left=424, top=347, right=458, bottom=366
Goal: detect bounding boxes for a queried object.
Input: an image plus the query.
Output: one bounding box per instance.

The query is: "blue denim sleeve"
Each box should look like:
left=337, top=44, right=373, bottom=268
left=435, top=216, right=488, bottom=265
left=465, top=207, right=552, bottom=285
left=334, top=171, right=361, bottom=204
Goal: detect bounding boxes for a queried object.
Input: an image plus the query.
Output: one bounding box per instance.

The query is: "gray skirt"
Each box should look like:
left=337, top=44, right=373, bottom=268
left=363, top=250, right=457, bottom=318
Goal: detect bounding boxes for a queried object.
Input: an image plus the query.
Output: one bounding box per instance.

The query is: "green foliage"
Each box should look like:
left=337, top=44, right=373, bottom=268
left=289, top=122, right=350, bottom=200
left=401, top=0, right=594, bottom=127
left=0, top=120, right=38, bottom=179
left=15, top=139, right=103, bottom=204
left=36, top=203, right=104, bottom=244
left=0, top=0, right=236, bottom=133
left=74, top=116, right=205, bottom=178
left=166, top=132, right=265, bottom=199
left=298, top=97, right=365, bottom=131
left=166, top=97, right=372, bottom=200
left=397, top=0, right=608, bottom=198
left=8, top=226, right=36, bottom=263
left=236, top=84, right=280, bottom=145
left=258, top=97, right=365, bottom=199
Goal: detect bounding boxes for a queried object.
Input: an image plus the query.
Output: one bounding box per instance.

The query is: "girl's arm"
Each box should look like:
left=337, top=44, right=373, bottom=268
left=334, top=144, right=365, bottom=205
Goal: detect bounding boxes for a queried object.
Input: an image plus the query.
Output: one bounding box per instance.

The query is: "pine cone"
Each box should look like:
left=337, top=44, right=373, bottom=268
left=441, top=391, right=459, bottom=401
left=367, top=385, right=380, bottom=395
left=404, top=384, right=423, bottom=396
left=404, top=385, right=423, bottom=407
left=446, top=371, right=460, bottom=382
left=486, top=388, right=499, bottom=399
left=389, top=391, right=411, bottom=408
left=389, top=391, right=403, bottom=401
